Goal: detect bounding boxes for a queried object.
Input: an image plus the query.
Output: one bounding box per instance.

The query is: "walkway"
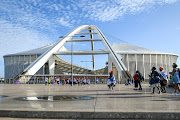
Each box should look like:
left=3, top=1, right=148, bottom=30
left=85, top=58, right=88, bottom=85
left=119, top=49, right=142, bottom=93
left=0, top=84, right=180, bottom=119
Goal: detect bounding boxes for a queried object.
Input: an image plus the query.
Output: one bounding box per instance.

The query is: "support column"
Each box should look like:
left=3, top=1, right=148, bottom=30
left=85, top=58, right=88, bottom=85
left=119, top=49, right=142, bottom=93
left=108, top=54, right=112, bottom=73
left=135, top=54, right=137, bottom=71
left=43, top=65, right=45, bottom=75
left=30, top=55, right=31, bottom=63
left=165, top=55, right=167, bottom=75
left=127, top=54, right=129, bottom=71
left=150, top=54, right=151, bottom=69
left=18, top=55, right=20, bottom=75
left=143, top=54, right=145, bottom=79
left=161, top=54, right=163, bottom=66
left=89, top=30, right=95, bottom=71
left=23, top=55, right=25, bottom=70
left=48, top=55, right=55, bottom=75
left=169, top=55, right=171, bottom=73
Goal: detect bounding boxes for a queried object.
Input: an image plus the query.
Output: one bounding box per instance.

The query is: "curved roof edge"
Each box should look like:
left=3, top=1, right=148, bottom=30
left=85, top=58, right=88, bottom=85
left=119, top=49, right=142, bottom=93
left=3, top=43, right=179, bottom=57
left=112, top=43, right=178, bottom=57
left=3, top=44, right=53, bottom=57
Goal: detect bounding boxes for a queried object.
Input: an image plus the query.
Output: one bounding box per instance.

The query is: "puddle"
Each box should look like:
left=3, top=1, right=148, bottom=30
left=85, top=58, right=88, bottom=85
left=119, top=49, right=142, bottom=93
left=0, top=96, right=7, bottom=98
left=17, top=95, right=94, bottom=101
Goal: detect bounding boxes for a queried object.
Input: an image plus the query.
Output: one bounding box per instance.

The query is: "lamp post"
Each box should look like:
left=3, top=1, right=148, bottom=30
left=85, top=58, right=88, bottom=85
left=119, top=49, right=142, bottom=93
left=81, top=61, right=93, bottom=80
left=59, top=35, right=85, bottom=86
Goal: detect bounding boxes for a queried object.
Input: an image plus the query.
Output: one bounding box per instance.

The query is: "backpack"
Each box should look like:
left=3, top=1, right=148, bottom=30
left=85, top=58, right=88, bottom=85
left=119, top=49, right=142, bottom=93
left=153, top=71, right=160, bottom=83
left=137, top=73, right=144, bottom=81
left=178, top=68, right=180, bottom=79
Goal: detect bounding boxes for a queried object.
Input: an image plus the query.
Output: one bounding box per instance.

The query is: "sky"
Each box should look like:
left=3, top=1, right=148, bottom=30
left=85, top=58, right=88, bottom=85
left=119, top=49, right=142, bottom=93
left=0, top=0, right=180, bottom=77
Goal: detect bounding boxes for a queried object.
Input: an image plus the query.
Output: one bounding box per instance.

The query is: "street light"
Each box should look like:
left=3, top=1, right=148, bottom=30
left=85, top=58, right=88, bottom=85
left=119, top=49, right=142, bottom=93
left=59, top=35, right=85, bottom=38
left=81, top=61, right=93, bottom=80
left=59, top=35, right=85, bottom=86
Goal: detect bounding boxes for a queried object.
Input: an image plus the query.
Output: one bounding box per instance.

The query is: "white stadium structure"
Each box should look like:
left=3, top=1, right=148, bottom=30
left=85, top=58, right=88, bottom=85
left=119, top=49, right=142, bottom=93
left=3, top=25, right=178, bottom=83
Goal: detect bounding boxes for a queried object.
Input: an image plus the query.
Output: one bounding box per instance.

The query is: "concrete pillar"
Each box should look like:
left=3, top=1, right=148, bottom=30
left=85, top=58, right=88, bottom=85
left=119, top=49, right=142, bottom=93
left=135, top=54, right=137, bottom=71
left=143, top=54, right=145, bottom=79
left=161, top=54, right=163, bottom=66
left=108, top=54, right=112, bottom=73
left=48, top=55, right=55, bottom=75
left=156, top=54, right=157, bottom=68
left=169, top=55, right=171, bottom=73
left=43, top=65, right=45, bottom=75
left=23, top=55, right=25, bottom=70
left=150, top=54, right=151, bottom=69
left=165, top=55, right=167, bottom=75
left=127, top=54, right=129, bottom=71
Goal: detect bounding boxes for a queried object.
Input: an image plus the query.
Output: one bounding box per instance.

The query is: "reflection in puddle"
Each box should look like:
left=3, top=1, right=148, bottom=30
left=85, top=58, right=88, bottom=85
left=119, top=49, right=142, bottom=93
left=0, top=96, right=7, bottom=98
left=18, top=95, right=94, bottom=101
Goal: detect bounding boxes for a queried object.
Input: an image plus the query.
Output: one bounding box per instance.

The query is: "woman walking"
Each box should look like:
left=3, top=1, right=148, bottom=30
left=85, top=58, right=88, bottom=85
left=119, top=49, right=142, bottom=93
left=171, top=63, right=180, bottom=95
left=151, top=67, right=161, bottom=94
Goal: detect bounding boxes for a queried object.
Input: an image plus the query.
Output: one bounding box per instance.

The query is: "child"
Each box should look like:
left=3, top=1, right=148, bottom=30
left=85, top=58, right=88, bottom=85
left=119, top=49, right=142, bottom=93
left=107, top=70, right=116, bottom=91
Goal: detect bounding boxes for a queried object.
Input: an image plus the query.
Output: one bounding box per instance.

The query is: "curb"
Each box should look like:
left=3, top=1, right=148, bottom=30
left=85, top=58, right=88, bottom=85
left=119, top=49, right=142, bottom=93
left=0, top=110, right=180, bottom=119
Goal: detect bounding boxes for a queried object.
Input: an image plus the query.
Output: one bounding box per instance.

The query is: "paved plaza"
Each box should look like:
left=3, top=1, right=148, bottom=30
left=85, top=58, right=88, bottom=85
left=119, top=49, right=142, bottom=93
left=0, top=83, right=180, bottom=119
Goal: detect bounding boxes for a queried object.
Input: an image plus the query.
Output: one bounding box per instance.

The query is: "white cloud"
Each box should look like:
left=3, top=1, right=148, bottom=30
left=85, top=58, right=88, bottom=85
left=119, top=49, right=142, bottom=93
left=176, top=27, right=180, bottom=31
left=77, top=0, right=178, bottom=22
left=59, top=17, right=73, bottom=27
left=0, top=20, right=51, bottom=61
left=0, top=0, right=178, bottom=28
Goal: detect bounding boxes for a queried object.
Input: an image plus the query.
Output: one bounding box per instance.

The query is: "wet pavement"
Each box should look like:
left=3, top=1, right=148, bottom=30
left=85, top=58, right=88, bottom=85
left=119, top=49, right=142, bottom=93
left=0, top=83, right=180, bottom=119
left=0, top=83, right=179, bottom=112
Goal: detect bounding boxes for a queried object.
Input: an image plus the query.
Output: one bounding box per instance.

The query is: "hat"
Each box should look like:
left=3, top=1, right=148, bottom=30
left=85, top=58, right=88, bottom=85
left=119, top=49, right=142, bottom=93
left=152, top=67, right=156, bottom=70
left=111, top=70, right=114, bottom=73
left=159, top=66, right=164, bottom=70
left=172, top=63, right=178, bottom=68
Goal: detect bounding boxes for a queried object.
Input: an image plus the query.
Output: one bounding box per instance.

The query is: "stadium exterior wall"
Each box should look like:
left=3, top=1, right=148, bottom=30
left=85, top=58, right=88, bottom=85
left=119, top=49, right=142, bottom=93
left=4, top=55, right=44, bottom=79
left=120, top=53, right=178, bottom=79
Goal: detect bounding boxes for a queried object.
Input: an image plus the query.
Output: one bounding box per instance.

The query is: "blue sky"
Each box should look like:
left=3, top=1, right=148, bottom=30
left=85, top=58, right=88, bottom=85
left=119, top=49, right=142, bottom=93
left=0, top=0, right=180, bottom=77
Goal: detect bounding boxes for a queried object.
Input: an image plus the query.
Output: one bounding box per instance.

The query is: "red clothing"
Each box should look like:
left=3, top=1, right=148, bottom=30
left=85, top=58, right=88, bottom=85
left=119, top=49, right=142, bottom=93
left=133, top=73, right=138, bottom=80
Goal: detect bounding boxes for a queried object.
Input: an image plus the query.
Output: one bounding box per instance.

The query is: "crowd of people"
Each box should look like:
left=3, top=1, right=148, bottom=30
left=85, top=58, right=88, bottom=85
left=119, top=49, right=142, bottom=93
left=44, top=77, right=93, bottom=86
left=43, top=63, right=180, bottom=95
left=132, top=63, right=180, bottom=95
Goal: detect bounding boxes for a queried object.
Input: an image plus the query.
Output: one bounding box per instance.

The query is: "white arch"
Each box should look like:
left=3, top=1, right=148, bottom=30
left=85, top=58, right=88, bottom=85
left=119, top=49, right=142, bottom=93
left=19, top=25, right=128, bottom=81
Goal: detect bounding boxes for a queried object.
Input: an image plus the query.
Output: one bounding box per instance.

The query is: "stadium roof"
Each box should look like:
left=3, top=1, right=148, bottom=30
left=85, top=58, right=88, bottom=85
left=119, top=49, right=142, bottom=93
left=112, top=43, right=178, bottom=56
left=3, top=44, right=54, bottom=57
left=4, top=43, right=178, bottom=57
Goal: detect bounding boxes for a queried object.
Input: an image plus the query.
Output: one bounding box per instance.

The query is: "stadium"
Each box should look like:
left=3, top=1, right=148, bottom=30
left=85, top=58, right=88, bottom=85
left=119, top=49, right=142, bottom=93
left=3, top=25, right=178, bottom=84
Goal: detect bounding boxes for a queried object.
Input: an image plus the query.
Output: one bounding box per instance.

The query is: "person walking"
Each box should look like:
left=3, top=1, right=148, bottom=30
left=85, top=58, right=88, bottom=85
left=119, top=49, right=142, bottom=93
left=151, top=67, right=161, bottom=94
left=135, top=70, right=143, bottom=90
left=171, top=63, right=180, bottom=95
left=107, top=70, right=116, bottom=91
left=159, top=66, right=168, bottom=93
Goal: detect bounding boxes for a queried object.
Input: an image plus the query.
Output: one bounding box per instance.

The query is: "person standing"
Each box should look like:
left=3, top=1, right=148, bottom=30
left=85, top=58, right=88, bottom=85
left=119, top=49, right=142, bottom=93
left=171, top=63, right=180, bottom=95
left=133, top=71, right=138, bottom=90
left=57, top=77, right=60, bottom=84
left=54, top=77, right=57, bottom=84
left=48, top=77, right=51, bottom=84
left=45, top=77, right=48, bottom=85
left=96, top=77, right=99, bottom=84
left=136, top=70, right=143, bottom=90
